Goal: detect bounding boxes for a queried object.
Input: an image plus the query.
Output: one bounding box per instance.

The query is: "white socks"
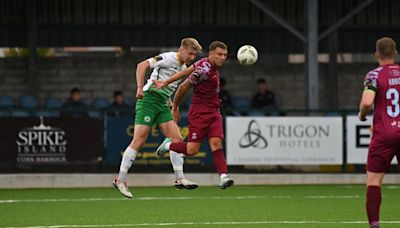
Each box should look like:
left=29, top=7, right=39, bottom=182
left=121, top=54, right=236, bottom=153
left=169, top=151, right=184, bottom=181
left=220, top=173, right=228, bottom=180
left=118, top=146, right=137, bottom=182
left=118, top=147, right=184, bottom=182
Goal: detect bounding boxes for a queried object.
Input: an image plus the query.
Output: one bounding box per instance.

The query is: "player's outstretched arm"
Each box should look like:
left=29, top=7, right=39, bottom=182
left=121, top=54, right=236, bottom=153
left=171, top=79, right=192, bottom=123
left=358, top=90, right=375, bottom=121
left=136, top=60, right=150, bottom=99
left=153, top=65, right=195, bottom=89
left=173, top=79, right=191, bottom=109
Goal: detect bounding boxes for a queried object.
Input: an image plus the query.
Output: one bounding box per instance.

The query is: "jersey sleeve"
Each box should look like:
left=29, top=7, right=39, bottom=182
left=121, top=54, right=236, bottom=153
left=363, top=70, right=378, bottom=92
left=147, top=53, right=169, bottom=69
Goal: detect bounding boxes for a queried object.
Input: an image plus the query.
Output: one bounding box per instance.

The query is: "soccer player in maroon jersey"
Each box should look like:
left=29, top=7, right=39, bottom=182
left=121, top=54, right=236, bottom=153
left=153, top=41, right=234, bottom=189
left=359, top=37, right=400, bottom=228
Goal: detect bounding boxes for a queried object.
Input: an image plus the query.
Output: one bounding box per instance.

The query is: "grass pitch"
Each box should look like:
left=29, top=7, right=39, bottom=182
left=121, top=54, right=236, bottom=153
left=0, top=185, right=399, bottom=227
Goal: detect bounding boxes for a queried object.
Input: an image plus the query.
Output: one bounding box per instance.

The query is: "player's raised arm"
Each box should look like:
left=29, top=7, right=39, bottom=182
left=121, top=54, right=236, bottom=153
left=135, top=60, right=150, bottom=99
left=358, top=71, right=377, bottom=121
left=172, top=78, right=192, bottom=110
left=153, top=65, right=195, bottom=89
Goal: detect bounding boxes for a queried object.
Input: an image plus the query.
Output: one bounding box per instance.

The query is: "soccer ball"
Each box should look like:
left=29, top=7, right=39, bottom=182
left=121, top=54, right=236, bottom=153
left=237, top=45, right=258, bottom=65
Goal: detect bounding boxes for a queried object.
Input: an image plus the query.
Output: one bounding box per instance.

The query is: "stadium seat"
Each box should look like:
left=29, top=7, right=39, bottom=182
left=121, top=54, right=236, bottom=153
left=92, top=97, right=110, bottom=109
left=233, top=96, right=250, bottom=109
left=90, top=97, right=110, bottom=118
left=248, top=111, right=265, bottom=116
left=36, top=111, right=58, bottom=117
left=11, top=111, right=30, bottom=117
left=124, top=97, right=135, bottom=107
left=88, top=111, right=102, bottom=118
left=19, top=95, right=38, bottom=109
left=0, top=95, right=14, bottom=108
left=45, top=97, right=62, bottom=109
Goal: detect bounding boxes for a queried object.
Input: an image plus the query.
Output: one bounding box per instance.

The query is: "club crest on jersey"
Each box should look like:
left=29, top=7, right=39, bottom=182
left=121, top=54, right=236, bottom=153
left=144, top=116, right=151, bottom=122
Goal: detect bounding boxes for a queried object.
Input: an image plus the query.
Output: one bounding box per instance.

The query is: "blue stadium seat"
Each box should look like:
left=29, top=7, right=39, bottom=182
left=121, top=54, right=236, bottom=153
left=124, top=97, right=135, bottom=107
left=36, top=111, right=58, bottom=117
left=233, top=96, right=250, bottom=109
left=12, top=111, right=30, bottom=117
left=88, top=111, right=102, bottom=118
left=248, top=111, right=265, bottom=116
left=0, top=95, right=14, bottom=108
left=92, top=97, right=110, bottom=109
left=20, top=95, right=38, bottom=109
left=45, top=97, right=62, bottom=109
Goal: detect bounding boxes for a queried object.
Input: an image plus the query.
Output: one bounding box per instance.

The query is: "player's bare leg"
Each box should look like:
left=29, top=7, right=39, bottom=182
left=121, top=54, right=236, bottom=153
left=158, top=121, right=198, bottom=190
left=366, top=171, right=385, bottom=228
left=113, top=125, right=150, bottom=198
left=209, top=137, right=234, bottom=189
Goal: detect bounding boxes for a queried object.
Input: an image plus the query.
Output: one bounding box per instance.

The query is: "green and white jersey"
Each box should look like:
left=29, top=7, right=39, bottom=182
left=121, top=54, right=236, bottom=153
left=143, top=51, right=187, bottom=98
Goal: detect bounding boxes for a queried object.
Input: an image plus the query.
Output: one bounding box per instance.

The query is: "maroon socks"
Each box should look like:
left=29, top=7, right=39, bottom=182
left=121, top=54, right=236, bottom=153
left=170, top=142, right=188, bottom=155
left=212, top=149, right=228, bottom=175
left=366, top=186, right=381, bottom=227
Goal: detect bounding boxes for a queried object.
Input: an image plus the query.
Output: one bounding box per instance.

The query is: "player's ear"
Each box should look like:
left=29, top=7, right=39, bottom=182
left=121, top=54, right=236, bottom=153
left=374, top=51, right=379, bottom=61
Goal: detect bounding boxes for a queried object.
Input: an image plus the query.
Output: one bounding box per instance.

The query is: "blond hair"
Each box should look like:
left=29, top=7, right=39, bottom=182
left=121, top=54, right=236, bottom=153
left=376, top=37, right=397, bottom=59
left=180, top=38, right=202, bottom=52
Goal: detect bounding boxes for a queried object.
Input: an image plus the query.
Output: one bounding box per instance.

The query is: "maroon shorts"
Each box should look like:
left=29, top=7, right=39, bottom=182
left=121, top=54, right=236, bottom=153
left=187, top=108, right=224, bottom=142
left=367, top=139, right=400, bottom=173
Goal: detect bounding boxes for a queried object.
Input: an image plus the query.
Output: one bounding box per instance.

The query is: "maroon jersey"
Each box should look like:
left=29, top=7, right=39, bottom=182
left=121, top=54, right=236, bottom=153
left=364, top=63, right=400, bottom=144
left=188, top=58, right=221, bottom=110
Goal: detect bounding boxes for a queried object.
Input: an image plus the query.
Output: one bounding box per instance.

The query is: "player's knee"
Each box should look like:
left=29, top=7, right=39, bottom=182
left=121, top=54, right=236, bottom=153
left=210, top=140, right=222, bottom=151
left=131, top=139, right=145, bottom=150
left=186, top=147, right=198, bottom=156
left=366, top=179, right=382, bottom=187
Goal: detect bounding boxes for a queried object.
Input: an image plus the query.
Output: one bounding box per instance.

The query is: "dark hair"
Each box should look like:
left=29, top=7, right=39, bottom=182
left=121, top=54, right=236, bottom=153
left=113, top=90, right=123, bottom=97
left=70, top=87, right=81, bottom=94
left=376, top=37, right=397, bottom=59
left=257, top=78, right=266, bottom=84
left=209, top=41, right=228, bottom=51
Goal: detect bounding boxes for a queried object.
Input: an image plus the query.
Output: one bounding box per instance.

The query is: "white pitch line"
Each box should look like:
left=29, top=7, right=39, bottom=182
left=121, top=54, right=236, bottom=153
left=3, top=220, right=400, bottom=228
left=304, top=195, right=361, bottom=199
left=0, top=195, right=368, bottom=204
left=0, top=196, right=267, bottom=204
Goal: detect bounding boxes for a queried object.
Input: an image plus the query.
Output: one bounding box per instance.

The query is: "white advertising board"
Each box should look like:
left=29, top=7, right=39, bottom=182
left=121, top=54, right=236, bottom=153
left=346, top=115, right=397, bottom=164
left=226, top=117, right=343, bottom=165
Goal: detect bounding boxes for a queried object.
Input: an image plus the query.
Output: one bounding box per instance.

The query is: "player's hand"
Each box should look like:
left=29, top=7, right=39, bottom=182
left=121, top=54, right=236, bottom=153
left=358, top=112, right=367, bottom=121
left=152, top=80, right=168, bottom=89
left=172, top=108, right=180, bottom=124
left=136, top=88, right=144, bottom=99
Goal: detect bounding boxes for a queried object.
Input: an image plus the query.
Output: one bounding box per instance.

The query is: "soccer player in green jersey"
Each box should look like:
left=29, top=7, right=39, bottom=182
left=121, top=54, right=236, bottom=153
left=113, top=38, right=202, bottom=198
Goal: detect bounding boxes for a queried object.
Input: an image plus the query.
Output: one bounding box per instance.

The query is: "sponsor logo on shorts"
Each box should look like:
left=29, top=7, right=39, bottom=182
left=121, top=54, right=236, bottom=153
left=144, top=116, right=151, bottom=123
left=191, top=133, right=197, bottom=140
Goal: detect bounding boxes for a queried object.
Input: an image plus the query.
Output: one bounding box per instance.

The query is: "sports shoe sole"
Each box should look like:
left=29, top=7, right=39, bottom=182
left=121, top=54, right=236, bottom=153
left=112, top=180, right=133, bottom=199
left=174, top=183, right=199, bottom=190
left=220, top=180, right=234, bottom=189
